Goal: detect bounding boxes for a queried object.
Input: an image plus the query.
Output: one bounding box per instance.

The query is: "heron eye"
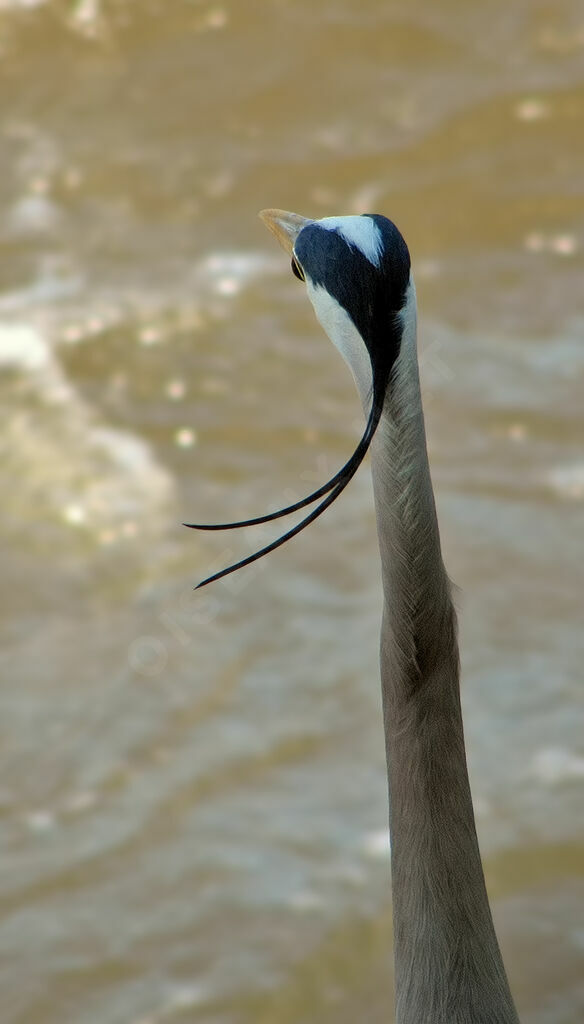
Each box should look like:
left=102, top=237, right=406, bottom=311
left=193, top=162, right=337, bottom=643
left=291, top=256, right=305, bottom=282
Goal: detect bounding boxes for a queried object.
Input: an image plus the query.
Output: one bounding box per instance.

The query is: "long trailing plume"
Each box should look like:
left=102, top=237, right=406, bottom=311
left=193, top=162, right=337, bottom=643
left=184, top=406, right=376, bottom=531
left=190, top=377, right=387, bottom=589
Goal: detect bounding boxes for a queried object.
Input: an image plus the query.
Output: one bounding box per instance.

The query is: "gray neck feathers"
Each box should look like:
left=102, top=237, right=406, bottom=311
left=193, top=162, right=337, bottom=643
left=370, top=311, right=519, bottom=1023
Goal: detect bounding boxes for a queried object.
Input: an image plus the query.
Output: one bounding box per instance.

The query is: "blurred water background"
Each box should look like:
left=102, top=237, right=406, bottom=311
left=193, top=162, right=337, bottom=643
left=0, top=1, right=583, bottom=1021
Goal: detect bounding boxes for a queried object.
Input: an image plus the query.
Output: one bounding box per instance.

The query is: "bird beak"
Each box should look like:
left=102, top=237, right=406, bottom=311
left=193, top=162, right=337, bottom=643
left=259, top=208, right=312, bottom=256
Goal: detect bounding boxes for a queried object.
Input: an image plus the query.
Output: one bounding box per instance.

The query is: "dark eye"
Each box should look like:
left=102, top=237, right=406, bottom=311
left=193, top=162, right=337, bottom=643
left=291, top=256, right=305, bottom=282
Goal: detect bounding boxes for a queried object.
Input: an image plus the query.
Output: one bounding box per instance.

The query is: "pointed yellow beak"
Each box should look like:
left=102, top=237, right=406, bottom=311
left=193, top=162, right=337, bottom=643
left=259, top=208, right=312, bottom=256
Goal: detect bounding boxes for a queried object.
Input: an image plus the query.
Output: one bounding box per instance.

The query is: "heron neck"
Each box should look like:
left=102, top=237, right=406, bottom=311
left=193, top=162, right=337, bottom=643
left=369, top=340, right=518, bottom=1023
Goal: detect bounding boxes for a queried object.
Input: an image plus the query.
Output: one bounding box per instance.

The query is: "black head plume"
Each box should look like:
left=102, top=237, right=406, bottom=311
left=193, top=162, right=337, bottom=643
left=187, top=211, right=411, bottom=588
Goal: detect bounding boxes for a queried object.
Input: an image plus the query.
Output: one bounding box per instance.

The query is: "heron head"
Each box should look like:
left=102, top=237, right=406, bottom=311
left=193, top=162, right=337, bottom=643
left=186, top=210, right=416, bottom=589
left=259, top=209, right=412, bottom=412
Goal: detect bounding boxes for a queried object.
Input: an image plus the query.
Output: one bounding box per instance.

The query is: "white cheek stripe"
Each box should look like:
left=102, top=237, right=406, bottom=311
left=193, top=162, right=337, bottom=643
left=306, top=274, right=416, bottom=414
left=306, top=281, right=374, bottom=408
left=317, top=215, right=383, bottom=269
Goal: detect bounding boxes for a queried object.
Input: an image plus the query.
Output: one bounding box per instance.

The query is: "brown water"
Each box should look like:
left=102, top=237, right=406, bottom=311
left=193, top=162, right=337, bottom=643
left=0, top=1, right=583, bottom=1022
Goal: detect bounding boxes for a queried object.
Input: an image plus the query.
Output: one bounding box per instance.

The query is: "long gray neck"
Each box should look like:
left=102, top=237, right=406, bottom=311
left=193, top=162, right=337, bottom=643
left=369, top=289, right=519, bottom=1023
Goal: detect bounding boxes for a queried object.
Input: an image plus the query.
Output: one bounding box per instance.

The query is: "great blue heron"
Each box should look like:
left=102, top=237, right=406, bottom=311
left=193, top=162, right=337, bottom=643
left=187, top=211, right=520, bottom=1022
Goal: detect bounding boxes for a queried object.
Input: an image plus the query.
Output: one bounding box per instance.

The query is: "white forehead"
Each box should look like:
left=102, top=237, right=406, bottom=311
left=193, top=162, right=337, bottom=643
left=317, top=215, right=383, bottom=269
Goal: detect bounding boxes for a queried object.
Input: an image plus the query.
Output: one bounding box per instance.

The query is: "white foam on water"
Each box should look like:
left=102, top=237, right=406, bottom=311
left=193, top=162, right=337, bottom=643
left=0, top=323, right=50, bottom=371
left=361, top=829, right=391, bottom=858
left=546, top=463, right=584, bottom=500
left=531, top=747, right=584, bottom=785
